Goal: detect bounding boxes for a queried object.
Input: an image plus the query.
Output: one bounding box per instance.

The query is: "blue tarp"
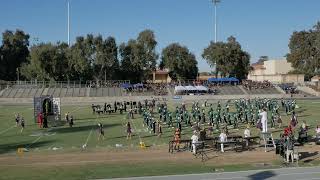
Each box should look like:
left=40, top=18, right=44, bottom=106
left=121, top=83, right=133, bottom=89
left=133, top=83, right=144, bottom=88
left=208, top=77, right=239, bottom=83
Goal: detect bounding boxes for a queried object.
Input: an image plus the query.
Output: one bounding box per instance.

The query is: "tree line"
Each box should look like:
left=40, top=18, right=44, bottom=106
left=1, top=29, right=198, bottom=83
left=287, top=22, right=320, bottom=80
left=0, top=28, right=273, bottom=83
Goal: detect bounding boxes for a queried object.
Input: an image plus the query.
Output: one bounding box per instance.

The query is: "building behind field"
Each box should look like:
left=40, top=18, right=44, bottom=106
left=248, top=59, right=304, bottom=83
left=150, top=68, right=172, bottom=83
left=311, top=75, right=320, bottom=82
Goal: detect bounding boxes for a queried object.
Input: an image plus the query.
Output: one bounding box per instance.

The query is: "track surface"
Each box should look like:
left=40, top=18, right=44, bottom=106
left=105, top=166, right=320, bottom=180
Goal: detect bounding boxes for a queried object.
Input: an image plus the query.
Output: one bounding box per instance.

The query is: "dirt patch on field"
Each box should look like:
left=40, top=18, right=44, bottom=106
left=0, top=145, right=319, bottom=167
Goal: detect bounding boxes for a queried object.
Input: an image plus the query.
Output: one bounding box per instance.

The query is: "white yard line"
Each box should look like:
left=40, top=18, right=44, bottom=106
left=127, top=116, right=143, bottom=143
left=26, top=135, right=43, bottom=149
left=0, top=125, right=15, bottom=135
left=84, top=127, right=94, bottom=146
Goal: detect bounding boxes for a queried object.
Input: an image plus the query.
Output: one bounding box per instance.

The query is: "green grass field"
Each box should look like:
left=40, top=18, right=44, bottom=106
left=1, top=99, right=319, bottom=154
left=0, top=99, right=320, bottom=179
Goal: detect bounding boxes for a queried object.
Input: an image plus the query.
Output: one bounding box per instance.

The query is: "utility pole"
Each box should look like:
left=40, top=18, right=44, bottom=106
left=16, top=68, right=19, bottom=83
left=212, top=0, right=220, bottom=77
left=67, top=0, right=70, bottom=46
left=213, top=0, right=220, bottom=43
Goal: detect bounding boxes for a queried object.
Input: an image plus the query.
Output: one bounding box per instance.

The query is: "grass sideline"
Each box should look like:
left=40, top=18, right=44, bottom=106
left=1, top=159, right=320, bottom=180
left=0, top=161, right=283, bottom=180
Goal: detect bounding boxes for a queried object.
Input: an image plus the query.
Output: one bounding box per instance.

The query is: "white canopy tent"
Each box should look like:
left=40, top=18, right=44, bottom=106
left=174, top=86, right=186, bottom=94
left=195, top=85, right=208, bottom=92
left=174, top=85, right=209, bottom=95
left=185, top=85, right=197, bottom=91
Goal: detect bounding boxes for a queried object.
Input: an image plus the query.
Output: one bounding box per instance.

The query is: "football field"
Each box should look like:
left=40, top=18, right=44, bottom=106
left=0, top=99, right=320, bottom=179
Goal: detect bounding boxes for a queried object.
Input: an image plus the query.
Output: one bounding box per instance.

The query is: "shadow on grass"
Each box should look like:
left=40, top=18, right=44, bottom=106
left=76, top=115, right=121, bottom=121
left=0, top=140, right=55, bottom=154
left=248, top=170, right=276, bottom=180
left=298, top=114, right=311, bottom=118
left=299, top=151, right=319, bottom=161
left=296, top=108, right=307, bottom=114
left=52, top=124, right=119, bottom=134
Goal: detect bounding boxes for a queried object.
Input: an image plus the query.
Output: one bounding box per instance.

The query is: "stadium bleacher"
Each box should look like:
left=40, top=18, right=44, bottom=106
left=79, top=88, right=87, bottom=97
left=0, top=80, right=288, bottom=98
left=216, top=85, right=245, bottom=95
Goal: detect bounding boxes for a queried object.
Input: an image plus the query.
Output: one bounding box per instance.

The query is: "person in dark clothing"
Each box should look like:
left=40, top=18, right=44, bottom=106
left=91, top=104, right=96, bottom=114
left=20, top=117, right=25, bottom=133
left=114, top=101, right=117, bottom=112
left=69, top=116, right=74, bottom=127
left=104, top=103, right=107, bottom=114
left=158, top=123, right=162, bottom=138
left=126, top=122, right=132, bottom=140
left=43, top=116, right=48, bottom=128
left=97, top=123, right=105, bottom=141
left=152, top=120, right=156, bottom=134
left=284, top=135, right=294, bottom=163
left=15, top=113, right=20, bottom=127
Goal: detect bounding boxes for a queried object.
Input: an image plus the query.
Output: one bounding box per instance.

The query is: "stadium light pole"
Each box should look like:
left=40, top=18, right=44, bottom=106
left=67, top=0, right=70, bottom=46
left=212, top=0, right=220, bottom=77
left=213, top=0, right=220, bottom=43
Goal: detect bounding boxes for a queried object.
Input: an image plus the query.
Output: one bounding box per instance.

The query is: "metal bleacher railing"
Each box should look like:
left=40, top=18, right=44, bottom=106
left=0, top=80, right=131, bottom=98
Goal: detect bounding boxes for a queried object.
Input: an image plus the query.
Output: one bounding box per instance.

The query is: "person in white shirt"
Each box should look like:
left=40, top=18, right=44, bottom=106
left=219, top=130, right=227, bottom=152
left=301, top=120, right=307, bottom=131
left=259, top=108, right=268, bottom=133
left=316, top=125, right=320, bottom=138
left=191, top=131, right=199, bottom=155
left=244, top=125, right=251, bottom=147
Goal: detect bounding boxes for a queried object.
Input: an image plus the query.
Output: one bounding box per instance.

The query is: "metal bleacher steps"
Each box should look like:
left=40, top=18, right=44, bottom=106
left=1, top=88, right=12, bottom=97
left=96, top=88, right=103, bottom=97
left=66, top=88, right=74, bottom=97
left=34, top=88, right=44, bottom=97
left=216, top=86, right=245, bottom=95
left=102, top=88, right=108, bottom=96
left=14, top=88, right=25, bottom=98
left=8, top=88, right=18, bottom=98
left=86, top=87, right=90, bottom=97
left=24, top=88, right=32, bottom=97
left=47, top=88, right=55, bottom=96
left=41, top=88, right=49, bottom=96
left=19, top=88, right=28, bottom=98
left=89, top=88, right=97, bottom=97
left=79, top=88, right=86, bottom=97
left=72, top=88, right=80, bottom=97
left=53, top=88, right=61, bottom=97
left=246, top=87, right=281, bottom=95
left=59, top=88, right=68, bottom=97
left=108, top=88, right=116, bottom=96
left=117, top=87, right=122, bottom=96
left=27, top=88, right=37, bottom=97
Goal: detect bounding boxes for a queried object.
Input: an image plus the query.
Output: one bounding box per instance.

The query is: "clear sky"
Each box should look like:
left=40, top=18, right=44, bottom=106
left=1, top=0, right=319, bottom=72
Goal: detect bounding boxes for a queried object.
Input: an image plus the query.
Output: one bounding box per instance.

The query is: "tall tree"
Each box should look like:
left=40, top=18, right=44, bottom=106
left=136, top=29, right=158, bottom=81
left=94, top=36, right=119, bottom=80
left=202, top=36, right=250, bottom=80
left=68, top=35, right=95, bottom=81
left=0, top=30, right=30, bottom=80
left=119, top=30, right=159, bottom=82
left=287, top=21, right=320, bottom=80
left=21, top=42, right=69, bottom=81
left=119, top=40, right=139, bottom=82
left=160, top=43, right=198, bottom=80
